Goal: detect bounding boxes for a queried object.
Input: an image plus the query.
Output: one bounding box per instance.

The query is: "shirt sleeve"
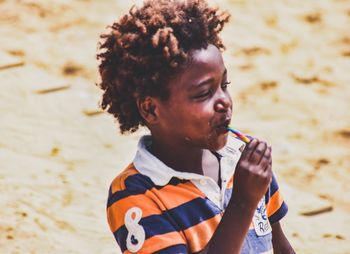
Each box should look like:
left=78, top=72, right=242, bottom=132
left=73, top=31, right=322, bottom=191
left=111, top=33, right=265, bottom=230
left=107, top=173, right=188, bottom=254
left=265, top=173, right=288, bottom=225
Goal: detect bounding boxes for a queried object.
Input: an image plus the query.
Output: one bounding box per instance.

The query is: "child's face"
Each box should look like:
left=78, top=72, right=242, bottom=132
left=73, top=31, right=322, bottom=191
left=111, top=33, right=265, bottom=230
left=155, top=44, right=232, bottom=151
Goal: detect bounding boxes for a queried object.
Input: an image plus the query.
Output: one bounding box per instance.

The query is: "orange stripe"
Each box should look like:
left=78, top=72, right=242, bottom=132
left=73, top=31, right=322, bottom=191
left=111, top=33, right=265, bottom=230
left=227, top=176, right=234, bottom=188
left=183, top=214, right=222, bottom=253
left=123, top=231, right=187, bottom=254
left=152, top=181, right=206, bottom=208
left=107, top=193, right=162, bottom=232
left=108, top=182, right=206, bottom=232
left=110, top=164, right=138, bottom=194
left=266, top=190, right=284, bottom=216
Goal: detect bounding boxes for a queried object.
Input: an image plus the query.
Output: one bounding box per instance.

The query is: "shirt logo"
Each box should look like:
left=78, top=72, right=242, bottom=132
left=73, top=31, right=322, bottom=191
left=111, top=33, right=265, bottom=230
left=125, top=207, right=145, bottom=253
left=252, top=197, right=272, bottom=236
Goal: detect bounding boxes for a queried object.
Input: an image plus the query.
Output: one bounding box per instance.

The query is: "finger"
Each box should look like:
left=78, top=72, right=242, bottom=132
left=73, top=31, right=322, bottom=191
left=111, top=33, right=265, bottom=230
left=259, top=146, right=271, bottom=169
left=240, top=138, right=259, bottom=161
left=263, top=164, right=273, bottom=183
left=249, top=141, right=267, bottom=164
left=264, top=156, right=272, bottom=172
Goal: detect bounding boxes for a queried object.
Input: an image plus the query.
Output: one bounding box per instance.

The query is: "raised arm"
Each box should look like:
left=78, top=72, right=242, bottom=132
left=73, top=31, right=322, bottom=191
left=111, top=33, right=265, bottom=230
left=206, top=139, right=273, bottom=254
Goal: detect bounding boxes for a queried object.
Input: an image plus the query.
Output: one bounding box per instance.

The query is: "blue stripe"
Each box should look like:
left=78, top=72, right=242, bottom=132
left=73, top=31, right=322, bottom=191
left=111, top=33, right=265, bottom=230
left=143, top=213, right=180, bottom=238
left=167, top=197, right=221, bottom=229
left=114, top=226, right=127, bottom=251
left=107, top=174, right=154, bottom=208
left=265, top=174, right=279, bottom=205
left=154, top=244, right=188, bottom=254
left=268, top=201, right=288, bottom=224
left=114, top=197, right=221, bottom=252
left=107, top=174, right=186, bottom=208
left=264, top=189, right=270, bottom=205
left=223, top=188, right=233, bottom=210
left=115, top=213, right=177, bottom=252
left=269, top=174, right=279, bottom=196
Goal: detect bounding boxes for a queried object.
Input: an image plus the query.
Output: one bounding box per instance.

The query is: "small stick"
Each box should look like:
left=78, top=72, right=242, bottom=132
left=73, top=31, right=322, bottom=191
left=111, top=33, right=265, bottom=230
left=300, top=205, right=333, bottom=216
left=227, top=126, right=250, bottom=143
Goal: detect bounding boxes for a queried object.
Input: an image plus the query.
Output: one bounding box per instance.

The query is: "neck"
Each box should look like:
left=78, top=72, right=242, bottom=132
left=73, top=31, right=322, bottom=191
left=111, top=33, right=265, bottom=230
left=150, top=133, right=205, bottom=175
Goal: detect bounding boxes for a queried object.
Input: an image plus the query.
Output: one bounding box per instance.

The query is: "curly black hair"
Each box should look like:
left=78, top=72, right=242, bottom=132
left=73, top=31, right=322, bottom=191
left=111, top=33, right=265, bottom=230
left=97, top=0, right=230, bottom=133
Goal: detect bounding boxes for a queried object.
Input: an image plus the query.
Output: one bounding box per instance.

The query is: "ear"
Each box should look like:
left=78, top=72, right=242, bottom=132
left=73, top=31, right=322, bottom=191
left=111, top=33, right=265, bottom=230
left=136, top=96, right=159, bottom=125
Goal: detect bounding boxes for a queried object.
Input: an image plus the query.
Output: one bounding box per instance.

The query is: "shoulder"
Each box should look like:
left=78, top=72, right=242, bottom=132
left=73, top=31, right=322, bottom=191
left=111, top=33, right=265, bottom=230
left=106, top=164, right=189, bottom=253
left=109, top=163, right=138, bottom=193
left=107, top=163, right=157, bottom=208
left=106, top=164, right=160, bottom=241
left=109, top=163, right=152, bottom=194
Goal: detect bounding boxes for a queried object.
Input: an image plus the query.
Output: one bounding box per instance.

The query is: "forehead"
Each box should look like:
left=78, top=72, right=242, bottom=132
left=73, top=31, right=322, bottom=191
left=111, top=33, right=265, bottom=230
left=190, top=44, right=224, bottom=69
left=168, top=44, right=225, bottom=91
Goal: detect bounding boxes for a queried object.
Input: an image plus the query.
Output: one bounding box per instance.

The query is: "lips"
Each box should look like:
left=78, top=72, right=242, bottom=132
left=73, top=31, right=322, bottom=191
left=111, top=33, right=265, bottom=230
left=216, top=118, right=231, bottom=134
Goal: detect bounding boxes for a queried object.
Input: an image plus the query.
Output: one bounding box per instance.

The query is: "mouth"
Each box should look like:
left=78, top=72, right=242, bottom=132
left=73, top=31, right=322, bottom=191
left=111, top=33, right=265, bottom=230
left=216, top=118, right=231, bottom=134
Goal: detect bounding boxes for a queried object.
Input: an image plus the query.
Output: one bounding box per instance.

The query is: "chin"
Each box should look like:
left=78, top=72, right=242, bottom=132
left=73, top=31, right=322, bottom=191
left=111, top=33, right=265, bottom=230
left=208, top=132, right=229, bottom=151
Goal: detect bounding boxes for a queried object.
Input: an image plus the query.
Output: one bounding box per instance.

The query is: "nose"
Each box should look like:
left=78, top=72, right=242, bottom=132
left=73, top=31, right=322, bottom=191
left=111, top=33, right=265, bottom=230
left=214, top=91, right=232, bottom=113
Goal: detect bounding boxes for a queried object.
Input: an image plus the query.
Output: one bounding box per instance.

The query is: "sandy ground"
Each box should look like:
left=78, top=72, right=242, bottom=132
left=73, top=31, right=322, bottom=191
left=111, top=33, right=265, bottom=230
left=0, top=0, right=349, bottom=253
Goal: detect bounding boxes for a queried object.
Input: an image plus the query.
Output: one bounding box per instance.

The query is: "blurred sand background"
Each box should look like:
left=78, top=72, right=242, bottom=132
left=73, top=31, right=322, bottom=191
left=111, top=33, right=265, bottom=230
left=0, top=0, right=349, bottom=253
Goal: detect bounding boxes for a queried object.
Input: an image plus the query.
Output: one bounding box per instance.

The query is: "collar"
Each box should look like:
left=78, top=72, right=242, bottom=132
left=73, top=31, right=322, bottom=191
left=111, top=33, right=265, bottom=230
left=133, top=135, right=246, bottom=187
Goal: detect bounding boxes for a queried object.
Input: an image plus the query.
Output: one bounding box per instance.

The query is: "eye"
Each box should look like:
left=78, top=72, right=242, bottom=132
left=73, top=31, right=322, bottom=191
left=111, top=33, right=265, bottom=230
left=221, top=81, right=231, bottom=90
left=194, top=89, right=212, bottom=99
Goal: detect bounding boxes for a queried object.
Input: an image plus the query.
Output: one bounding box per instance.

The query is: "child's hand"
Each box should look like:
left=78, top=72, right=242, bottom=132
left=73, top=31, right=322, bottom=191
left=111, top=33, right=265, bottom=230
left=232, top=138, right=272, bottom=209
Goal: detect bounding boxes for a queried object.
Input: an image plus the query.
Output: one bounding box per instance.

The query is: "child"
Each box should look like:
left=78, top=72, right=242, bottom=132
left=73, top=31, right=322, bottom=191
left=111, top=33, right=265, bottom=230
left=97, top=0, right=295, bottom=253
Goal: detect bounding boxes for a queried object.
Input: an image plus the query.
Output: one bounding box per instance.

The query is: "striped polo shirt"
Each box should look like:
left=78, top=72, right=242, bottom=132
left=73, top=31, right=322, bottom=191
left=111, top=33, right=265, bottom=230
left=107, top=135, right=288, bottom=254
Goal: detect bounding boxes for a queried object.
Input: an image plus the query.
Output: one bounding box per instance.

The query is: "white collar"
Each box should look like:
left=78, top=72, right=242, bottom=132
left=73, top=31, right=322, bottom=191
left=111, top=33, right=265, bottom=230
left=133, top=135, right=245, bottom=186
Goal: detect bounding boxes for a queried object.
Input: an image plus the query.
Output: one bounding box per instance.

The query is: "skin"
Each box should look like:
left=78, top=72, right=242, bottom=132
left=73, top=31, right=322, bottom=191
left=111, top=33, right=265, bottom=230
left=272, top=222, right=297, bottom=254
left=137, top=44, right=295, bottom=254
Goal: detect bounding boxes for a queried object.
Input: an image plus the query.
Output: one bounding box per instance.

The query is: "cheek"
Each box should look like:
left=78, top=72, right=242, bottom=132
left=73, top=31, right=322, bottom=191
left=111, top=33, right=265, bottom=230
left=187, top=106, right=215, bottom=128
left=165, top=100, right=215, bottom=131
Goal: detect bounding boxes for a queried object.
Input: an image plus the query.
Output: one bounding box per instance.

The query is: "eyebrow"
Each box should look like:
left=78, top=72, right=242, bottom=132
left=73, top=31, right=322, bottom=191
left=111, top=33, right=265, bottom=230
left=190, top=68, right=227, bottom=90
